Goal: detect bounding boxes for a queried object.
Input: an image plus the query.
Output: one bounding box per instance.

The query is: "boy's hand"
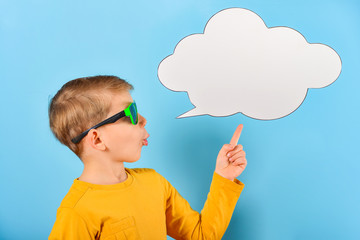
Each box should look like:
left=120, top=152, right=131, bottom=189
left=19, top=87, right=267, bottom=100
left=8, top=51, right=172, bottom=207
left=215, top=124, right=247, bottom=181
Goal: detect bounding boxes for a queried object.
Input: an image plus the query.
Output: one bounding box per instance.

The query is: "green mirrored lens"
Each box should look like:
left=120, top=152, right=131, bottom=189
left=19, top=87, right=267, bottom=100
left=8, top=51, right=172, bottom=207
left=130, top=102, right=138, bottom=124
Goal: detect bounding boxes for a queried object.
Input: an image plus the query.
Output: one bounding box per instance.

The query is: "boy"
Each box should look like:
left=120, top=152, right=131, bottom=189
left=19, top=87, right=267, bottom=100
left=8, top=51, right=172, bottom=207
left=48, top=75, right=247, bottom=239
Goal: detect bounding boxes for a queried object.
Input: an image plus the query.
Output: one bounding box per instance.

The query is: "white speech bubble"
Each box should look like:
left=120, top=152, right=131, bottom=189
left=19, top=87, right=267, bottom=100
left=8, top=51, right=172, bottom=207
left=158, top=8, right=342, bottom=120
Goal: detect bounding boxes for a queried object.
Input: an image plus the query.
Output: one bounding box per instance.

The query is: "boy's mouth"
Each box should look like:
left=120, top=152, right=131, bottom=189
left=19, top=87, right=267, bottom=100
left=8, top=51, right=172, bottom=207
left=142, top=134, right=150, bottom=146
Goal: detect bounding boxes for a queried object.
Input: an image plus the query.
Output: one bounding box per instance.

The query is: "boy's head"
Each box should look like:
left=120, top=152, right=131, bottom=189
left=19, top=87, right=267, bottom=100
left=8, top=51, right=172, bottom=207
left=49, top=75, right=149, bottom=161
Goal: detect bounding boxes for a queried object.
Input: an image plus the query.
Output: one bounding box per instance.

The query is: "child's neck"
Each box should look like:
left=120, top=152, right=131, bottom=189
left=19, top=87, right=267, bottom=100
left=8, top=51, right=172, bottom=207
left=78, top=158, right=128, bottom=185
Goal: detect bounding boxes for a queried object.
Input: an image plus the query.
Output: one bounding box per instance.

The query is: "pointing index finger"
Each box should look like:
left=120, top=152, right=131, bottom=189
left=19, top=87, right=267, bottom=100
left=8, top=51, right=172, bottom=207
left=230, top=124, right=243, bottom=146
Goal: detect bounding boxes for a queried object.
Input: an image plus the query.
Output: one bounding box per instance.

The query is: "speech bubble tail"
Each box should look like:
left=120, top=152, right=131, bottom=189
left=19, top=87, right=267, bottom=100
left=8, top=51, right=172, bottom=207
left=177, top=107, right=206, bottom=118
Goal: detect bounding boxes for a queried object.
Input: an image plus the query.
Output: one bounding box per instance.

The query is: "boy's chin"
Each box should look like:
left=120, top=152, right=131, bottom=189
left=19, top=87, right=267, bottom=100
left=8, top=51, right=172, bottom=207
left=123, top=155, right=141, bottom=163
left=124, top=159, right=140, bottom=163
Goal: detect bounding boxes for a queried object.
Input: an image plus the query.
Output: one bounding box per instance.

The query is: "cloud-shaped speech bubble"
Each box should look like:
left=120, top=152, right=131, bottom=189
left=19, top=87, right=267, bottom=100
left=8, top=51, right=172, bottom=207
left=158, top=8, right=342, bottom=120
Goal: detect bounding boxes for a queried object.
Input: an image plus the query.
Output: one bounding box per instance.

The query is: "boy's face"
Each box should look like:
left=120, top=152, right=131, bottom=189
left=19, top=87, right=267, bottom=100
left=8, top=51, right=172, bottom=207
left=98, top=90, right=149, bottom=163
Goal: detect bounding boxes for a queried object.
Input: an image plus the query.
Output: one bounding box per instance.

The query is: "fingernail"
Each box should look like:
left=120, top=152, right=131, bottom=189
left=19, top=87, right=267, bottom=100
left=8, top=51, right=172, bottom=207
left=227, top=153, right=231, bottom=157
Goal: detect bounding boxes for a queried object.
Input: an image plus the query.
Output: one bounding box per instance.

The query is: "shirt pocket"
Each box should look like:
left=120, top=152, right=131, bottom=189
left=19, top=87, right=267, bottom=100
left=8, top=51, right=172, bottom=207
left=103, top=216, right=140, bottom=240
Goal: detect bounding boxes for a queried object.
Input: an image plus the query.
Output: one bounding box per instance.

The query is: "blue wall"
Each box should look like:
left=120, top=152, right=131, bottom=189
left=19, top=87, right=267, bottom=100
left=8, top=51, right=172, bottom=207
left=0, top=0, right=359, bottom=239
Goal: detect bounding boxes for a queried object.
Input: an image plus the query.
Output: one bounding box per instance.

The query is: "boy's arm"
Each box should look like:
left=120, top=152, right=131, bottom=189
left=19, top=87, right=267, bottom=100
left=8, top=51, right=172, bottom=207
left=162, top=171, right=244, bottom=239
left=164, top=124, right=247, bottom=239
left=48, top=207, right=94, bottom=240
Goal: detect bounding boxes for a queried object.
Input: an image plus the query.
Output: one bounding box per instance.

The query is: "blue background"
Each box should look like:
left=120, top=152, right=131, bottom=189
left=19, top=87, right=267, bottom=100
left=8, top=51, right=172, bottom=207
left=1, top=0, right=359, bottom=239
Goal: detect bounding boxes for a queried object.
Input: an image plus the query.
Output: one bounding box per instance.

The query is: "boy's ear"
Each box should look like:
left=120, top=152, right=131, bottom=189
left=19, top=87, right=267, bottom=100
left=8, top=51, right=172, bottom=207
left=86, top=129, right=106, bottom=151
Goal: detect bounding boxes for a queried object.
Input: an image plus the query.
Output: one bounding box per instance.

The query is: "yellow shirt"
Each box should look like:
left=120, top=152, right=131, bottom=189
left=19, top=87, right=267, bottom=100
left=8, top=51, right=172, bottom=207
left=49, top=168, right=244, bottom=240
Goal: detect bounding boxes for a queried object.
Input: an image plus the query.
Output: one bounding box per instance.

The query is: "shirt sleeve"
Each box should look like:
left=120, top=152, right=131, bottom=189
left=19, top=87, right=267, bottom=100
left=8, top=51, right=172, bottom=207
left=48, top=207, right=94, bottom=240
left=161, top=171, right=245, bottom=240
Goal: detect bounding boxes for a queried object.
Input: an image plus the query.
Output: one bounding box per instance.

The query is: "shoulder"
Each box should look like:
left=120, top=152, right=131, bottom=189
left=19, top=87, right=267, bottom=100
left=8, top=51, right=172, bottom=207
left=126, top=167, right=163, bottom=179
left=126, top=167, right=166, bottom=183
left=58, top=181, right=90, bottom=209
left=127, top=167, right=156, bottom=174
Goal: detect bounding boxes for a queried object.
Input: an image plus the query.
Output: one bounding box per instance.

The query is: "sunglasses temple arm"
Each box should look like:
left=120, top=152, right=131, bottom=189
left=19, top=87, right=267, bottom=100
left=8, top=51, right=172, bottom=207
left=71, top=112, right=126, bottom=144
left=71, top=130, right=91, bottom=144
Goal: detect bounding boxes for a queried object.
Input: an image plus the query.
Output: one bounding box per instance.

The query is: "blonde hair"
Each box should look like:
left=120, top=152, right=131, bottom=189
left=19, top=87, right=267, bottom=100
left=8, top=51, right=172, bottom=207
left=49, top=75, right=133, bottom=157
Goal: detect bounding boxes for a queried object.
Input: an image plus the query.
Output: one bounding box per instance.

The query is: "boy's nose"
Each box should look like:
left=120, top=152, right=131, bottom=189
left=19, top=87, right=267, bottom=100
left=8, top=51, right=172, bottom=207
left=138, top=114, right=147, bottom=127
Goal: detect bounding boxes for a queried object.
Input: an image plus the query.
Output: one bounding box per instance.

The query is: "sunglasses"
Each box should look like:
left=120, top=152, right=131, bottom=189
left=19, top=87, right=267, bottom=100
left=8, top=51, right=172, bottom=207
left=71, top=101, right=138, bottom=144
